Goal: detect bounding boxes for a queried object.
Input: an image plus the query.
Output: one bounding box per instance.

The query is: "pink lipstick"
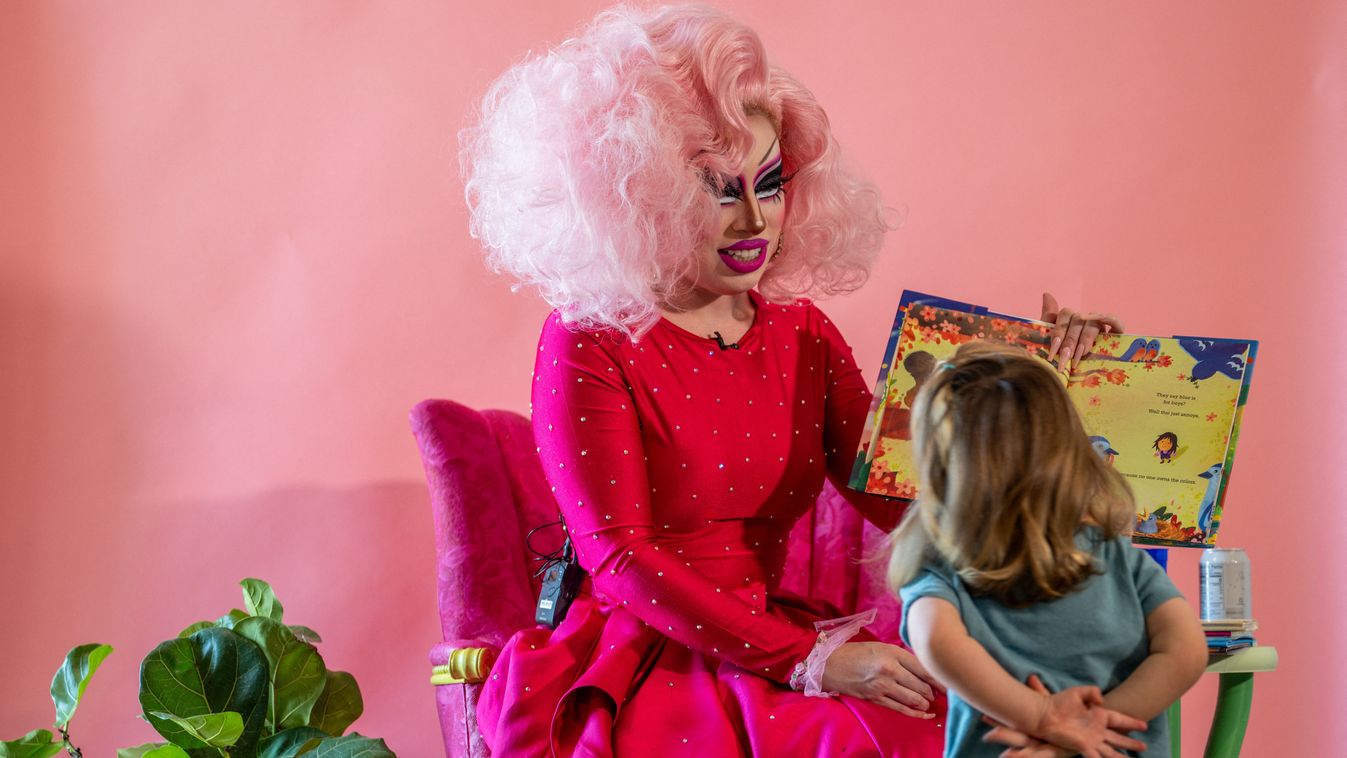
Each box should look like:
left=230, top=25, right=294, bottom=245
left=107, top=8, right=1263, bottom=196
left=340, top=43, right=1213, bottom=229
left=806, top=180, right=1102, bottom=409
left=717, top=238, right=769, bottom=274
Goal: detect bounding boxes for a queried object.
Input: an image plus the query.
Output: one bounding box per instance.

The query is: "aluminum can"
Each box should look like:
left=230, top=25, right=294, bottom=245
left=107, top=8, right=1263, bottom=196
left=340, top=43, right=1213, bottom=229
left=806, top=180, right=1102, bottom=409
left=1199, top=547, right=1252, bottom=621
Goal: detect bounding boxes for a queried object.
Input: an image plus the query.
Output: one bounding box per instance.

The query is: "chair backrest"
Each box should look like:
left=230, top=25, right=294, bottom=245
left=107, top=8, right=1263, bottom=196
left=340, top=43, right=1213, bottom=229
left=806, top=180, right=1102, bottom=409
left=411, top=399, right=903, bottom=651
left=412, top=400, right=537, bottom=650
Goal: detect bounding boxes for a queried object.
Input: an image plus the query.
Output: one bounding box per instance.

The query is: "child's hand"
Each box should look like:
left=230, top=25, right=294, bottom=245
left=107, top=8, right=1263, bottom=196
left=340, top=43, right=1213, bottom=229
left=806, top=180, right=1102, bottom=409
left=983, top=714, right=1074, bottom=758
left=982, top=675, right=1148, bottom=758
left=985, top=731, right=1072, bottom=758
left=983, top=709, right=1073, bottom=757
left=820, top=641, right=944, bottom=719
left=1032, top=684, right=1148, bottom=757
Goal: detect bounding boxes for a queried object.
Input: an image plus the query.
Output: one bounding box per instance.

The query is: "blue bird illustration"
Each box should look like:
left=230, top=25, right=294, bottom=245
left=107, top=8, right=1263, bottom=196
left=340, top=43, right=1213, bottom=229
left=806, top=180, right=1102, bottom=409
left=1089, top=435, right=1119, bottom=465
left=1196, top=463, right=1224, bottom=536
left=1118, top=338, right=1161, bottom=362
left=1135, top=509, right=1159, bottom=534
left=1118, top=338, right=1148, bottom=361
left=1178, top=339, right=1249, bottom=382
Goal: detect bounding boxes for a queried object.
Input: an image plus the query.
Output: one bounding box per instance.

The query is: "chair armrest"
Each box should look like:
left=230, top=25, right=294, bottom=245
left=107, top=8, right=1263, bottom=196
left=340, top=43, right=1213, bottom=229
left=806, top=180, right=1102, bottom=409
left=430, top=646, right=499, bottom=685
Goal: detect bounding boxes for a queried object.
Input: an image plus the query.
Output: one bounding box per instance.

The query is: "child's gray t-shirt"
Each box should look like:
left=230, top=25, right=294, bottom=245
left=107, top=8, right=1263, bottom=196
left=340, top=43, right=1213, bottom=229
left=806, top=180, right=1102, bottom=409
left=900, top=529, right=1183, bottom=757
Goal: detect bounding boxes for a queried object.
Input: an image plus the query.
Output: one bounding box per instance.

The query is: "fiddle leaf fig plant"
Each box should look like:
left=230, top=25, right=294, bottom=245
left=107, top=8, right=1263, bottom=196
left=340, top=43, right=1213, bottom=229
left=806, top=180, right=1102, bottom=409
left=1, top=579, right=395, bottom=758
left=116, top=745, right=191, bottom=758
left=51, top=644, right=114, bottom=734
left=0, top=730, right=66, bottom=758
left=0, top=643, right=115, bottom=757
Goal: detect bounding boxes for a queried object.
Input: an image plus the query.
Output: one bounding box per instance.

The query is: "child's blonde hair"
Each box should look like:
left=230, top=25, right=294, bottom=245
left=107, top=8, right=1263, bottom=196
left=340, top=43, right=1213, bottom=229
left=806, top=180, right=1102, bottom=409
left=886, top=341, right=1135, bottom=607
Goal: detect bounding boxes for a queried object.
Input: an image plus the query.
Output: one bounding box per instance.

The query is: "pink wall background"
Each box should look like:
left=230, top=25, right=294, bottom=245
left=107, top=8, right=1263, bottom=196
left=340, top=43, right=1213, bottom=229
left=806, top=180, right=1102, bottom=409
left=2, top=2, right=1342, bottom=755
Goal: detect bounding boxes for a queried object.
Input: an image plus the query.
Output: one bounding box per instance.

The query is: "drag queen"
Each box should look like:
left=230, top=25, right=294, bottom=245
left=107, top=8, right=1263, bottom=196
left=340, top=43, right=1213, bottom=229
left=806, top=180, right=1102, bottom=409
left=460, top=5, right=1119, bottom=755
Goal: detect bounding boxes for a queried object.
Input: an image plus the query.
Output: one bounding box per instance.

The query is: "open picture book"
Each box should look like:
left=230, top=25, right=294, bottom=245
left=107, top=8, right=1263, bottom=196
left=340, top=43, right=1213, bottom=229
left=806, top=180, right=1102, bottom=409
left=848, top=291, right=1257, bottom=548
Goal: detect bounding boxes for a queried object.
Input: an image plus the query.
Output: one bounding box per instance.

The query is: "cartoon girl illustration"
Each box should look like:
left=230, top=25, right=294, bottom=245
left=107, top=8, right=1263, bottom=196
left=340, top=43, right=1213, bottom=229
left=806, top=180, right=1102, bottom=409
left=1153, top=432, right=1179, bottom=463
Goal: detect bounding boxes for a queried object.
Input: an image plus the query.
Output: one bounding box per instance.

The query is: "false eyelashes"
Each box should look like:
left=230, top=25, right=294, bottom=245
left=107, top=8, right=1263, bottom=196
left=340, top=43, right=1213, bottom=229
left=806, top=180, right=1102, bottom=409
left=706, top=161, right=795, bottom=206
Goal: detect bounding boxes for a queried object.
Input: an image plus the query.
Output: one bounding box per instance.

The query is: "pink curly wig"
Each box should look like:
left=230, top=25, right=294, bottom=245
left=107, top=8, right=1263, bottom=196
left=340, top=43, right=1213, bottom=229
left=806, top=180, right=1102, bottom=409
left=461, top=4, right=887, bottom=338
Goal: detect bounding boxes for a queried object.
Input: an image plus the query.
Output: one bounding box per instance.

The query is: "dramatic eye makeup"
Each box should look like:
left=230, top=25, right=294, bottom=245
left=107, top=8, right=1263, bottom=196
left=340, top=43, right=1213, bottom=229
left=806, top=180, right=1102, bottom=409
left=714, top=177, right=745, bottom=206
left=752, top=156, right=786, bottom=202
left=710, top=154, right=791, bottom=206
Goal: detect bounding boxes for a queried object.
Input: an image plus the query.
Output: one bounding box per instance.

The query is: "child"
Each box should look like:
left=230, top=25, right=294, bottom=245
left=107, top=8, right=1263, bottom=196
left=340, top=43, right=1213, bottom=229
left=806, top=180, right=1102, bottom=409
left=889, top=343, right=1208, bottom=757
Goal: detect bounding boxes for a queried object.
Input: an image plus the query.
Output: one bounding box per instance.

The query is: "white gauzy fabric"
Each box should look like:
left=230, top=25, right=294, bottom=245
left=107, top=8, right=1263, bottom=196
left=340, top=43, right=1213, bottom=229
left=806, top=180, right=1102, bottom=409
left=789, top=607, right=878, bottom=697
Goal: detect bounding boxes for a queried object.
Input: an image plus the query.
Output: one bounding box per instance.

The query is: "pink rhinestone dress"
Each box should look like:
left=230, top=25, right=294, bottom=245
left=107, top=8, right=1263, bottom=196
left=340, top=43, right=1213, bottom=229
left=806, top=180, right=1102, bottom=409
left=477, top=289, right=947, bottom=756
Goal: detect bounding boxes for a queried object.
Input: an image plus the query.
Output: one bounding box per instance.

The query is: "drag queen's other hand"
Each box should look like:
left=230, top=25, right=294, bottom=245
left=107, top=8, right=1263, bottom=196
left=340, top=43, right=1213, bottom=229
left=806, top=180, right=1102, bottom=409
left=1041, top=292, right=1125, bottom=373
left=821, top=641, right=945, bottom=718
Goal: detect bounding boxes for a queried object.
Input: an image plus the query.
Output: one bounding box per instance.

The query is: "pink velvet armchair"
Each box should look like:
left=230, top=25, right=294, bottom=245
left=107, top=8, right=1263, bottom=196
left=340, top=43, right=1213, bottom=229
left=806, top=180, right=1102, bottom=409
left=410, top=399, right=904, bottom=758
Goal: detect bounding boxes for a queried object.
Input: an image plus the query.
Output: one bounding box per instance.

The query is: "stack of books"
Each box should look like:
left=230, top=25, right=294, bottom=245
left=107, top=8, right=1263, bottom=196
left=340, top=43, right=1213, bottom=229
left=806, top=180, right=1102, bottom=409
left=1203, top=619, right=1257, bottom=654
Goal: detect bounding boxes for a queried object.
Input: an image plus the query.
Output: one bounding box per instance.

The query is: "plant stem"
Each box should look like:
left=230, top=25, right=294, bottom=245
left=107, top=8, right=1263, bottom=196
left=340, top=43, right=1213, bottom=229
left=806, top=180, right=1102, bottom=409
left=58, top=727, right=82, bottom=758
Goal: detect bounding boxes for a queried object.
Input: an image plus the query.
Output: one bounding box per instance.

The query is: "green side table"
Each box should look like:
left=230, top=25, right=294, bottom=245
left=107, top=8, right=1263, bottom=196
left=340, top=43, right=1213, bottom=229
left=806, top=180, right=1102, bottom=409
left=1167, top=646, right=1279, bottom=757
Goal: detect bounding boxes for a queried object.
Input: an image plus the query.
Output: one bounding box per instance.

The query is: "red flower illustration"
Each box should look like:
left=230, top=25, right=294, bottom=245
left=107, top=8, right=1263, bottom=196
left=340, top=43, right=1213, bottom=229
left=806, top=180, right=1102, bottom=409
left=1089, top=395, right=1102, bottom=407
left=920, top=306, right=937, bottom=322
left=1177, top=373, right=1187, bottom=381
left=1207, top=412, right=1218, bottom=422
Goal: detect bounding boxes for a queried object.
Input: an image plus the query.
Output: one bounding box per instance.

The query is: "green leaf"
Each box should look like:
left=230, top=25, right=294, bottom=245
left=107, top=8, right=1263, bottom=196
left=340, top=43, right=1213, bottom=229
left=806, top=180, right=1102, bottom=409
left=241, top=578, right=284, bottom=622
left=288, top=625, right=322, bottom=644
left=275, top=644, right=327, bottom=729
left=234, top=616, right=326, bottom=731
left=215, top=609, right=250, bottom=630
left=0, top=730, right=62, bottom=758
left=258, top=728, right=327, bottom=758
left=117, top=742, right=193, bottom=758
left=138, top=627, right=268, bottom=754
left=146, top=712, right=242, bottom=748
left=233, top=616, right=294, bottom=672
left=50, top=643, right=113, bottom=729
left=293, top=734, right=395, bottom=758
left=177, top=622, right=215, bottom=639
left=306, top=671, right=362, bottom=736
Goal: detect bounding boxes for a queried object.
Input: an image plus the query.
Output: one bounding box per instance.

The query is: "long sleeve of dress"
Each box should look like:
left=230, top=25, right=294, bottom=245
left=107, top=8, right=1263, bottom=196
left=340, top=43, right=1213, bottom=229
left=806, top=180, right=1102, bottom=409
left=532, top=315, right=817, bottom=684
left=812, top=305, right=912, bottom=533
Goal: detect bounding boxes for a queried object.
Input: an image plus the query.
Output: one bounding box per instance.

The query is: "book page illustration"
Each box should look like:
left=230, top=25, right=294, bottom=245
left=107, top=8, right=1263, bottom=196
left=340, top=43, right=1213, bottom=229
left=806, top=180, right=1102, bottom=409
left=851, top=295, right=1255, bottom=548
